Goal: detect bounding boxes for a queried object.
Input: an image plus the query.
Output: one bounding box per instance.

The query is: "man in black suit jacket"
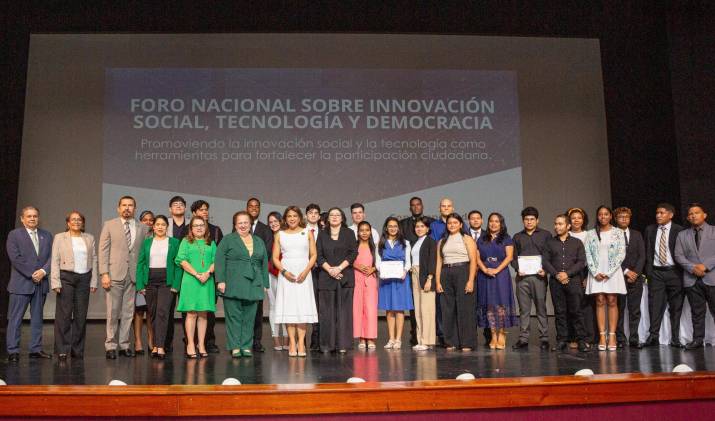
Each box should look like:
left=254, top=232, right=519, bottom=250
left=399, top=196, right=435, bottom=345
left=614, top=207, right=646, bottom=348
left=247, top=197, right=274, bottom=352
left=466, top=210, right=491, bottom=346
left=643, top=203, right=685, bottom=347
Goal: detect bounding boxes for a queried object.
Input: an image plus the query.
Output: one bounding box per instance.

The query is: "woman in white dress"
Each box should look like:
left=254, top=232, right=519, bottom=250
left=272, top=206, right=319, bottom=357
left=266, top=211, right=289, bottom=351
left=584, top=206, right=626, bottom=351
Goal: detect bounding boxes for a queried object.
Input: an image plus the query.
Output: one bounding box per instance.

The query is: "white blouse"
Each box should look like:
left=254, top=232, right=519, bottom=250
left=71, top=237, right=89, bottom=274
left=411, top=236, right=426, bottom=266
left=149, top=238, right=169, bottom=268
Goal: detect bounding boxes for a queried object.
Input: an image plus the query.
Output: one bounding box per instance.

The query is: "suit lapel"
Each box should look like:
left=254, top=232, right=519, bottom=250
left=21, top=229, right=40, bottom=258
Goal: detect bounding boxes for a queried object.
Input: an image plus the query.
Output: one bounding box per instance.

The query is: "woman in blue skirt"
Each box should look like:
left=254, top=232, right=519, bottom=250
left=377, top=217, right=414, bottom=350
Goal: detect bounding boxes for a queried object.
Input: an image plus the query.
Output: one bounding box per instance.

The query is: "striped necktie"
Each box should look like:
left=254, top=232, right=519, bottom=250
left=658, top=226, right=668, bottom=265
left=124, top=221, right=132, bottom=249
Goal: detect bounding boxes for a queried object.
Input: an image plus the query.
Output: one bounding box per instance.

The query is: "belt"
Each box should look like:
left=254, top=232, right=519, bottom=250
left=653, top=265, right=677, bottom=271
left=444, top=261, right=468, bottom=268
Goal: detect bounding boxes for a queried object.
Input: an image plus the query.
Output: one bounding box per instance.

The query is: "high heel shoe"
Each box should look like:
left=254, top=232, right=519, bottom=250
left=185, top=345, right=198, bottom=359
left=489, top=329, right=497, bottom=349
left=598, top=332, right=607, bottom=351
left=607, top=333, right=617, bottom=351
left=495, top=329, right=506, bottom=350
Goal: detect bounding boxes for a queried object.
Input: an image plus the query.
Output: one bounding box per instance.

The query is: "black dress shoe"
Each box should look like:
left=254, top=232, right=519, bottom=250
left=58, top=353, right=68, bottom=361
left=106, top=350, right=117, bottom=359
left=309, top=343, right=320, bottom=351
left=207, top=344, right=220, bottom=354
left=685, top=341, right=703, bottom=350
left=134, top=349, right=145, bottom=355
left=29, top=351, right=52, bottom=359
left=617, top=341, right=626, bottom=349
left=512, top=340, right=529, bottom=350
left=7, top=353, right=19, bottom=362
left=643, top=335, right=659, bottom=347
left=634, top=342, right=644, bottom=349
left=669, top=341, right=684, bottom=349
left=578, top=341, right=590, bottom=352
left=552, top=341, right=568, bottom=351
left=540, top=341, right=550, bottom=350
left=252, top=343, right=265, bottom=352
left=118, top=349, right=135, bottom=357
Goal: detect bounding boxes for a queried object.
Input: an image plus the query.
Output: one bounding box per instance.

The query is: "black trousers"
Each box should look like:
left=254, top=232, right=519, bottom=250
left=318, top=284, right=354, bottom=351
left=144, top=269, right=173, bottom=349
left=648, top=268, right=684, bottom=339
left=205, top=294, right=219, bottom=347
left=439, top=265, right=476, bottom=348
left=549, top=276, right=586, bottom=342
left=685, top=278, right=715, bottom=342
left=54, top=271, right=91, bottom=355
left=165, top=293, right=177, bottom=349
left=310, top=267, right=320, bottom=347
left=616, top=276, right=644, bottom=344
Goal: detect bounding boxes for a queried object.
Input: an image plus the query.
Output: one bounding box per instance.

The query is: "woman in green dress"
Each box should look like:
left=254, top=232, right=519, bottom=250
left=215, top=211, right=269, bottom=357
left=175, top=216, right=216, bottom=358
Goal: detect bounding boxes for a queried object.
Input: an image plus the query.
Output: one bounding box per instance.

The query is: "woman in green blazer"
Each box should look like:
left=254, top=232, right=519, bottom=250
left=136, top=215, right=183, bottom=359
left=215, top=211, right=269, bottom=357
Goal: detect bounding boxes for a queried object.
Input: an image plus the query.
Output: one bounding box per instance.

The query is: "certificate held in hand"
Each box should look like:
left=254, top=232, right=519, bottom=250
left=518, top=255, right=542, bottom=275
left=379, top=261, right=405, bottom=280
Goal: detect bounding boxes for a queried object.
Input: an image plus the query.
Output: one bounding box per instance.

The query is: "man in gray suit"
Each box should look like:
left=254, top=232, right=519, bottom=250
left=99, top=196, right=146, bottom=359
left=5, top=206, right=53, bottom=361
left=674, top=203, right=715, bottom=350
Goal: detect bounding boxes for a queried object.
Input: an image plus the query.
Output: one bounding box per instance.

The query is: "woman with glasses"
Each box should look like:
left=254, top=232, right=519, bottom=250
left=175, top=216, right=216, bottom=358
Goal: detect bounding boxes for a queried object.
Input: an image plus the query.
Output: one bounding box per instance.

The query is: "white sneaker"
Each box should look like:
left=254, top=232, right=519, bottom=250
left=413, top=344, right=428, bottom=351
left=384, top=340, right=395, bottom=349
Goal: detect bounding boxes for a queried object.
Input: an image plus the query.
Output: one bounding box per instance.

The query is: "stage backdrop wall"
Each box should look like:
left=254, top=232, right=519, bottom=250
left=18, top=33, right=609, bottom=318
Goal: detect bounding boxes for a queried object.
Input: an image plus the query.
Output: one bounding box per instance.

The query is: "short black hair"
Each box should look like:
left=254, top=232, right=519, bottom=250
left=350, top=203, right=365, bottom=212
left=306, top=203, right=321, bottom=213
left=521, top=206, right=539, bottom=219
left=409, top=196, right=423, bottom=204
left=468, top=210, right=483, bottom=219
left=190, top=200, right=209, bottom=213
left=247, top=197, right=261, bottom=205
left=169, top=196, right=186, bottom=206
left=687, top=202, right=707, bottom=213
left=656, top=202, right=676, bottom=214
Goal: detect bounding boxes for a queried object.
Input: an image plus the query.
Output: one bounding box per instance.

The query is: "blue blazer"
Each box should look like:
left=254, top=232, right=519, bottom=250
left=5, top=227, right=53, bottom=295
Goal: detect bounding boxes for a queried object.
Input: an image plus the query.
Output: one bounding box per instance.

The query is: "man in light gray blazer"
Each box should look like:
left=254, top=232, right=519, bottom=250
left=674, top=203, right=715, bottom=350
left=98, top=196, right=146, bottom=358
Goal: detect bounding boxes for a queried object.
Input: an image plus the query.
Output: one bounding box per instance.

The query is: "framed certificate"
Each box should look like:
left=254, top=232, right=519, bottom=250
left=379, top=261, right=405, bottom=279
left=518, top=256, right=542, bottom=275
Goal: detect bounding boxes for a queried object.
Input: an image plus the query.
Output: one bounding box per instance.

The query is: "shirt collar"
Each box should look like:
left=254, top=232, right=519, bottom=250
left=25, top=227, right=37, bottom=234
left=659, top=221, right=672, bottom=230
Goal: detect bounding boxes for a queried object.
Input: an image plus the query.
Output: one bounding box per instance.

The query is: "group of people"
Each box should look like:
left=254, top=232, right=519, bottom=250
left=5, top=195, right=715, bottom=362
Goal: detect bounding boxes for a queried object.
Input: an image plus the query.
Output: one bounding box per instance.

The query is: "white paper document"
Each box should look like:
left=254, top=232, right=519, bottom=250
left=379, top=261, right=405, bottom=279
left=518, top=255, right=542, bottom=275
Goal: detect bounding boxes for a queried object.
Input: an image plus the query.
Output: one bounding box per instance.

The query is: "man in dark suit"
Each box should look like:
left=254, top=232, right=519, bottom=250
left=643, top=202, right=685, bottom=347
left=399, top=196, right=435, bottom=346
left=674, top=203, right=715, bottom=350
left=247, top=197, right=274, bottom=352
left=5, top=206, right=53, bottom=361
left=191, top=199, right=224, bottom=353
left=613, top=207, right=646, bottom=348
left=466, top=210, right=491, bottom=346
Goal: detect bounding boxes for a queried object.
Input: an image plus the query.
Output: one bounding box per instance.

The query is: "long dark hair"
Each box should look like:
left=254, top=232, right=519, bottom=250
left=356, top=220, right=376, bottom=265
left=378, top=216, right=405, bottom=256
left=439, top=213, right=466, bottom=257
left=594, top=205, right=613, bottom=241
left=484, top=212, right=508, bottom=244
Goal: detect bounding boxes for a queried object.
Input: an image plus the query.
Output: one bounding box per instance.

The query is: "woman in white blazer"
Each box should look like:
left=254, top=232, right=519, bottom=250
left=50, top=211, right=98, bottom=360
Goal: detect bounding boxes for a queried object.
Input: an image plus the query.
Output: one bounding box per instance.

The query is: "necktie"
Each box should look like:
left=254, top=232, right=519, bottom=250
left=624, top=230, right=629, bottom=248
left=124, top=221, right=132, bottom=249
left=30, top=230, right=39, bottom=254
left=311, top=228, right=315, bottom=240
left=695, top=227, right=701, bottom=251
left=658, top=226, right=668, bottom=265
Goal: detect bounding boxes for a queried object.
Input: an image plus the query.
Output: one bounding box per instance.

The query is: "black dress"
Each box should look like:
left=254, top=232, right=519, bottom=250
left=316, top=227, right=358, bottom=352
